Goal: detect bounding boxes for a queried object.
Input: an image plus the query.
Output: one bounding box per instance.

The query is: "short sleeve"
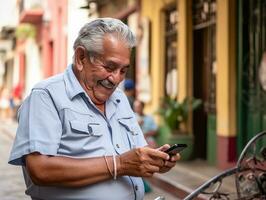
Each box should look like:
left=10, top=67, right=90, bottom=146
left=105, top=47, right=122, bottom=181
left=8, top=89, right=62, bottom=166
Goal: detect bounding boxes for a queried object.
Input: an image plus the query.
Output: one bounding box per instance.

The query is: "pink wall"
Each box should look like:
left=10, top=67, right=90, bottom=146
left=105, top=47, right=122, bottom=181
left=41, top=0, right=68, bottom=77
left=41, top=23, right=52, bottom=77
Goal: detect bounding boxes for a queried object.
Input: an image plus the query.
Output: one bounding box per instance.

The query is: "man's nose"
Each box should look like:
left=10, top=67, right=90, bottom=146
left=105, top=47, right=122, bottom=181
left=108, top=70, right=123, bottom=83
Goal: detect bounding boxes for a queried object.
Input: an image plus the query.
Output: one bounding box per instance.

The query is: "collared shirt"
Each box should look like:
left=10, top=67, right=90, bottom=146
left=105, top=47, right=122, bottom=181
left=9, top=64, right=147, bottom=200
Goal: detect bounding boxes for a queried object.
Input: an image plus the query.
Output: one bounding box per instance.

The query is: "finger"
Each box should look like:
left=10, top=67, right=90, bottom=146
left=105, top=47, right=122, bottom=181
left=156, top=144, right=170, bottom=152
left=164, top=160, right=176, bottom=168
left=143, top=172, right=154, bottom=177
left=145, top=165, right=160, bottom=174
left=149, top=148, right=170, bottom=160
left=149, top=157, right=165, bottom=167
left=159, top=163, right=173, bottom=173
left=133, top=147, right=167, bottom=168
left=159, top=161, right=176, bottom=173
left=170, top=154, right=181, bottom=162
left=159, top=166, right=170, bottom=173
left=142, top=150, right=166, bottom=167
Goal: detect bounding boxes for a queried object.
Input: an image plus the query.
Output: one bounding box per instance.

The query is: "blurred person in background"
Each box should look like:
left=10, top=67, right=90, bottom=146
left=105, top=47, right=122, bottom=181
left=0, top=87, right=11, bottom=119
left=10, top=84, right=23, bottom=120
left=8, top=18, right=180, bottom=200
left=124, top=78, right=135, bottom=109
left=133, top=100, right=158, bottom=149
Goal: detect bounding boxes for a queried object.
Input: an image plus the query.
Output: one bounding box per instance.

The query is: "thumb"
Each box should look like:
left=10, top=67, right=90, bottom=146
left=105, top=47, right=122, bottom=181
left=157, top=144, right=171, bottom=152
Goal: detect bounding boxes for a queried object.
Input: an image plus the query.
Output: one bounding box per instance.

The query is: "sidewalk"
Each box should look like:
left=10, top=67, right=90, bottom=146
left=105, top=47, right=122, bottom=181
left=0, top=119, right=17, bottom=138
left=0, top=119, right=235, bottom=200
left=147, top=159, right=235, bottom=199
left=0, top=119, right=30, bottom=200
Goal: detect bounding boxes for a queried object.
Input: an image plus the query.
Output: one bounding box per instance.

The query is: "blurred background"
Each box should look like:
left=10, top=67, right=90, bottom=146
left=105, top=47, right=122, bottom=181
left=0, top=0, right=266, bottom=199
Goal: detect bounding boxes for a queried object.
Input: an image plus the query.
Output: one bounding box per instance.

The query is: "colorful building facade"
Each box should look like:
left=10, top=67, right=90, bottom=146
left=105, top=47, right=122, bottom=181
left=16, top=0, right=68, bottom=96
left=139, top=0, right=266, bottom=169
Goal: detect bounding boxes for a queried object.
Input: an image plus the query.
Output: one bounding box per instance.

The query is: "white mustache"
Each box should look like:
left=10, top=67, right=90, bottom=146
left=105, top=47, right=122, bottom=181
left=99, top=79, right=115, bottom=89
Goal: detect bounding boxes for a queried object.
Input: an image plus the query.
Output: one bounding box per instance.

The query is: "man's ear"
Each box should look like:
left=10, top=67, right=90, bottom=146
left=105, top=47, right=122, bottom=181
left=74, top=46, right=87, bottom=71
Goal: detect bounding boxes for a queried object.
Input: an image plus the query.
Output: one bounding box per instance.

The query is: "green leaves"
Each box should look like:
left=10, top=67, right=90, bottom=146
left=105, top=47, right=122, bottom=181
left=157, top=96, right=202, bottom=130
left=15, top=23, right=36, bottom=40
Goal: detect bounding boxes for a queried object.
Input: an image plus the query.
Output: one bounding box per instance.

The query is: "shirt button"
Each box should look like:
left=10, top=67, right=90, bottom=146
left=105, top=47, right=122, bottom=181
left=116, top=144, right=120, bottom=148
left=135, top=185, right=138, bottom=191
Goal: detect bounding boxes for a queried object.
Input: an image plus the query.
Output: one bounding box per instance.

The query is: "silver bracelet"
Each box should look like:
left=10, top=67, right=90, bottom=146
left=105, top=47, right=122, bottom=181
left=112, top=153, right=117, bottom=180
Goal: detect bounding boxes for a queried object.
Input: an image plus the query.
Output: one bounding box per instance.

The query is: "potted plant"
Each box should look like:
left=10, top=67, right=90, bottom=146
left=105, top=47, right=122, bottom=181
left=15, top=23, right=36, bottom=40
left=156, top=96, right=202, bottom=160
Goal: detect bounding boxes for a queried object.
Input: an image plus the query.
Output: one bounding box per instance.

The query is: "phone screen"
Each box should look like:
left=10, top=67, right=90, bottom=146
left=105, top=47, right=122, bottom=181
left=164, top=144, right=187, bottom=155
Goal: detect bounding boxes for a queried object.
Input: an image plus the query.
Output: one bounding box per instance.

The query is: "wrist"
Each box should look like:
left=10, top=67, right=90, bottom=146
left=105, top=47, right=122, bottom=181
left=116, top=155, right=125, bottom=176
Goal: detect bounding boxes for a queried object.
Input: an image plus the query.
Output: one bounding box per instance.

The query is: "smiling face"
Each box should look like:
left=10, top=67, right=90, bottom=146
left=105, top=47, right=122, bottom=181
left=74, top=34, right=131, bottom=106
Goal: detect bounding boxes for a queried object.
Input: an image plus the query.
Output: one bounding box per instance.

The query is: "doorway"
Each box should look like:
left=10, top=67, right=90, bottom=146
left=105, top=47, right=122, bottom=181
left=192, top=0, right=216, bottom=161
left=193, top=28, right=208, bottom=159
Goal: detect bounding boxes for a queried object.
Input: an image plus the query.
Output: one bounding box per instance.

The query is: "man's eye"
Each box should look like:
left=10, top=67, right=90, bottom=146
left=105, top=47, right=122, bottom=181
left=104, top=65, right=114, bottom=72
left=121, top=68, right=128, bottom=74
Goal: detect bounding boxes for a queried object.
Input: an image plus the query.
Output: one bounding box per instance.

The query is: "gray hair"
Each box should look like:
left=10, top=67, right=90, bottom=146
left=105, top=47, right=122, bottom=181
left=73, top=18, right=136, bottom=55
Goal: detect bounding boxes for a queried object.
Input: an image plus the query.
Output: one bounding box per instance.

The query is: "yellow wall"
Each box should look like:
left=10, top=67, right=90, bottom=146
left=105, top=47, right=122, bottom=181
left=141, top=0, right=194, bottom=128
left=178, top=0, right=193, bottom=131
left=178, top=0, right=192, bottom=102
left=141, top=0, right=195, bottom=131
left=216, top=0, right=236, bottom=137
left=141, top=0, right=237, bottom=138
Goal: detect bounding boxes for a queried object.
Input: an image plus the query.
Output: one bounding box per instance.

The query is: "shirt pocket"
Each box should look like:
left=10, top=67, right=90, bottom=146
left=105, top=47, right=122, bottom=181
left=118, top=118, right=140, bottom=149
left=58, top=120, right=104, bottom=157
left=70, top=120, right=102, bottom=137
left=118, top=118, right=139, bottom=135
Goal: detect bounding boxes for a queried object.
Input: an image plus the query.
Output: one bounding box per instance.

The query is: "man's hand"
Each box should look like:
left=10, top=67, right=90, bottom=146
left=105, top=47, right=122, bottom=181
left=157, top=144, right=181, bottom=173
left=118, top=146, right=170, bottom=177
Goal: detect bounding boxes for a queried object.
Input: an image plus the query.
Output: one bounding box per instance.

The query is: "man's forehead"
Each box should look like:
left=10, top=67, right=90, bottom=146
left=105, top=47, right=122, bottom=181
left=101, top=35, right=130, bottom=65
left=103, top=34, right=129, bottom=50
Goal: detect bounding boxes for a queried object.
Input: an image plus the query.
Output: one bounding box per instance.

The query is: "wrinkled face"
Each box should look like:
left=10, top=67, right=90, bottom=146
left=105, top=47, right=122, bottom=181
left=76, top=34, right=131, bottom=105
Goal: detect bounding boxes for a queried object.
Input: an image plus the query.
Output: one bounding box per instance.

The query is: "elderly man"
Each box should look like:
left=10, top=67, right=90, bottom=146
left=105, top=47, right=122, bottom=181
left=9, top=18, right=180, bottom=200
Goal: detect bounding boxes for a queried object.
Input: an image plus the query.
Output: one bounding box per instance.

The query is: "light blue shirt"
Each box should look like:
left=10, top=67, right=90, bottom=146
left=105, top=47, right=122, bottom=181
left=9, top=64, right=147, bottom=200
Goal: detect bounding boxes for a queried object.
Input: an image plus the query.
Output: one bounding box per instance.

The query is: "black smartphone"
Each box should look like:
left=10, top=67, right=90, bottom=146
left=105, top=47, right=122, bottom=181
left=164, top=144, right=187, bottom=155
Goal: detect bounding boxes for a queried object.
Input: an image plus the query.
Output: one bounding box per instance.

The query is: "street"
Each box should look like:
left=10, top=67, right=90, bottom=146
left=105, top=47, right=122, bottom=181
left=0, top=121, right=30, bottom=200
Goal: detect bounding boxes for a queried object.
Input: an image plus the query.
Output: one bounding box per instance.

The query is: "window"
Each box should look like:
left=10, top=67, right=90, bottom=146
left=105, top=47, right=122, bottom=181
left=164, top=6, right=178, bottom=98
